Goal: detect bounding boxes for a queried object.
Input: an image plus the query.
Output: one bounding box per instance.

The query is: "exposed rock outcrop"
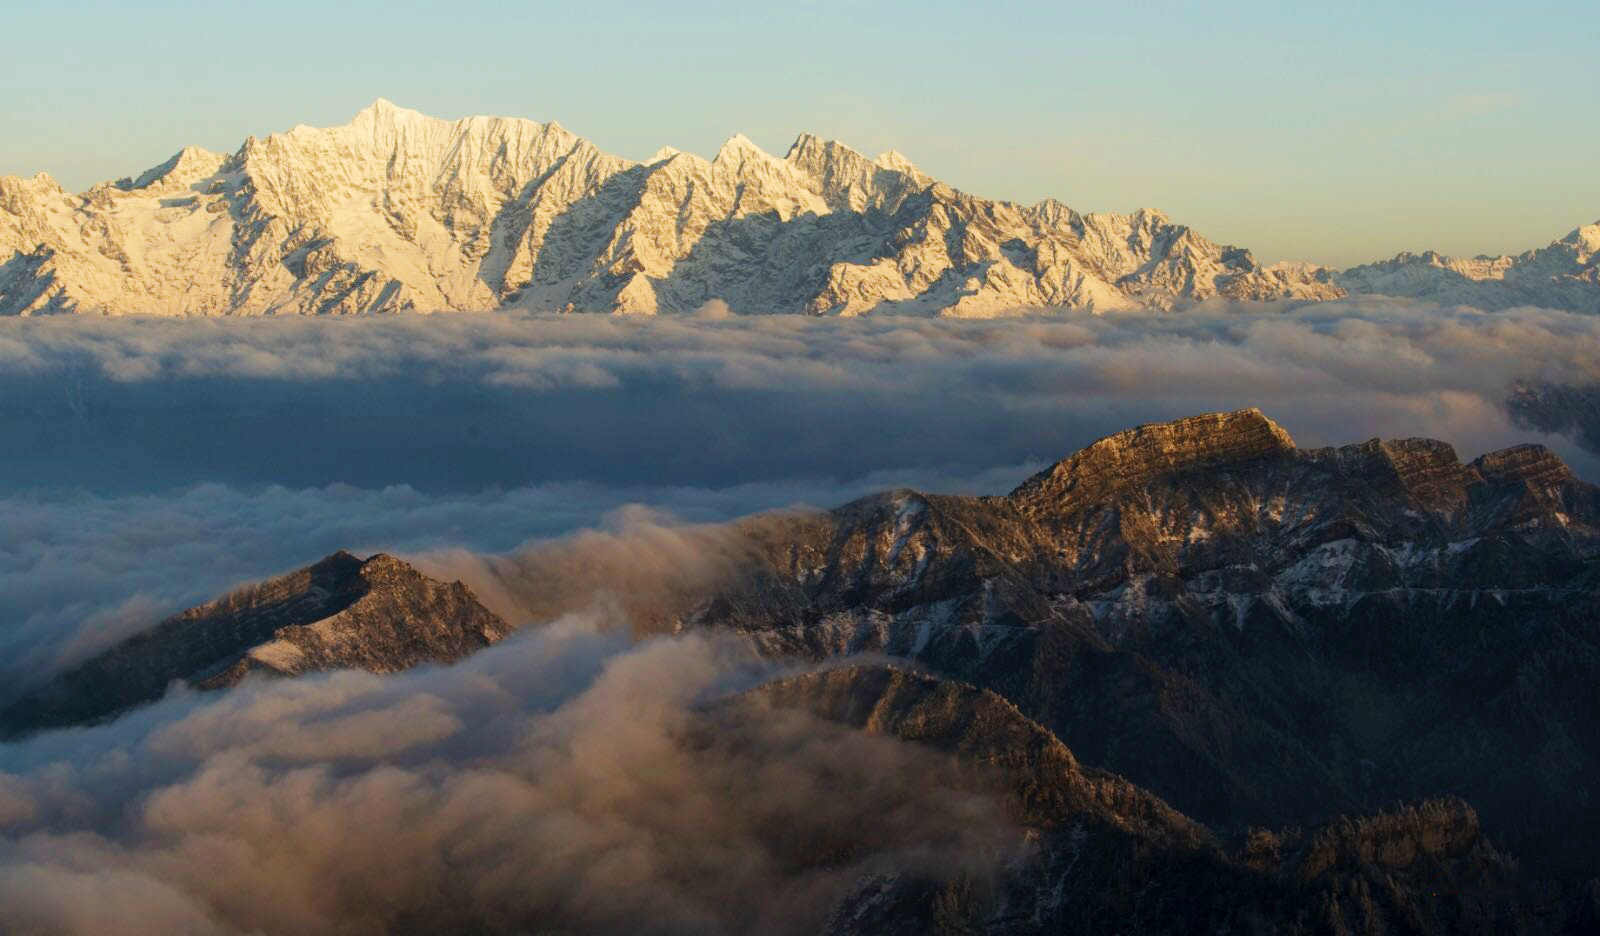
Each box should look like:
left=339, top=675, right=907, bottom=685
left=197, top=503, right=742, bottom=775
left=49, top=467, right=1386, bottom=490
left=694, top=410, right=1600, bottom=883
left=0, top=550, right=507, bottom=738
left=1009, top=407, right=1298, bottom=514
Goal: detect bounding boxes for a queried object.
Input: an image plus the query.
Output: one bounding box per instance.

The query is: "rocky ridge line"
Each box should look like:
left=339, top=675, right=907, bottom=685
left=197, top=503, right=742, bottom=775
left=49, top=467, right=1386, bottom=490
left=0, top=550, right=508, bottom=738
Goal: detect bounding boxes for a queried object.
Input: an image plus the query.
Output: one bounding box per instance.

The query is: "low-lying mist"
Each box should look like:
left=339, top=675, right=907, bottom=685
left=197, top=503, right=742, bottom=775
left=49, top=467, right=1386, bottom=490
left=0, top=466, right=1029, bottom=691
left=0, top=614, right=1019, bottom=935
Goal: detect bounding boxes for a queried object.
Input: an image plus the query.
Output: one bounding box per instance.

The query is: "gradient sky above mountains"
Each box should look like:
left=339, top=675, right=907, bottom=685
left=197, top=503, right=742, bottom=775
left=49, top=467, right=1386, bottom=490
left=3, top=0, right=1596, bottom=268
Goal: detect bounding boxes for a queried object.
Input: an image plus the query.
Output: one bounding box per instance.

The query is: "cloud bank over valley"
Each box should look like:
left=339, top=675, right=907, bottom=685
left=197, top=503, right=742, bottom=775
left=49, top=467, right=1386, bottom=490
left=3, top=301, right=1596, bottom=494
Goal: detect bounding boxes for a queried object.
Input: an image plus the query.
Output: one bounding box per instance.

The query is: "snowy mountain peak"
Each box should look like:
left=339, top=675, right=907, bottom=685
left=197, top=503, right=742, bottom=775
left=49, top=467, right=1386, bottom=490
left=358, top=96, right=399, bottom=115
left=873, top=149, right=922, bottom=176
left=1131, top=206, right=1173, bottom=227
left=1, top=102, right=1596, bottom=316
left=1338, top=219, right=1600, bottom=311
left=784, top=132, right=825, bottom=159
left=713, top=133, right=781, bottom=167
left=1566, top=222, right=1600, bottom=258
left=0, top=171, right=66, bottom=201
left=784, top=133, right=870, bottom=177
left=110, top=145, right=226, bottom=195
left=351, top=96, right=426, bottom=125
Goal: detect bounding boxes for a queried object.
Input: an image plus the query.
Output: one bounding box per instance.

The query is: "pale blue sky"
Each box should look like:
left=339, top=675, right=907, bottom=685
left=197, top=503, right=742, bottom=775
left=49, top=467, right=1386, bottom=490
left=2, top=0, right=1595, bottom=267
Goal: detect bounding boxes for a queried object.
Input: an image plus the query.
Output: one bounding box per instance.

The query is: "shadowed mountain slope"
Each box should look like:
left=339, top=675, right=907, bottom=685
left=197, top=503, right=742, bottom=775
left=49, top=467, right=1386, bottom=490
left=743, top=664, right=1576, bottom=935
left=698, top=409, right=1600, bottom=881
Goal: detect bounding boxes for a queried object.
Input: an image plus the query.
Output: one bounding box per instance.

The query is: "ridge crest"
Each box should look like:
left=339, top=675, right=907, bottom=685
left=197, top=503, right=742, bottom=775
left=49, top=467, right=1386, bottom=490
left=1008, top=408, right=1297, bottom=511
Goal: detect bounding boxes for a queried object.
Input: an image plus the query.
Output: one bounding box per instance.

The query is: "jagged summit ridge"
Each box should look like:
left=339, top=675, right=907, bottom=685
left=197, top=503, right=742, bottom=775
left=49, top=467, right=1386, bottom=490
left=1472, top=441, right=1574, bottom=485
left=0, top=101, right=1344, bottom=317
left=5, top=102, right=1599, bottom=316
left=4, top=408, right=1598, bottom=905
left=1336, top=220, right=1600, bottom=311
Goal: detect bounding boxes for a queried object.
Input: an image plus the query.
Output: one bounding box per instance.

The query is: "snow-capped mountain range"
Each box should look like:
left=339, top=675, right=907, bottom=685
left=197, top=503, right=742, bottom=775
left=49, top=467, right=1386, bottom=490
left=1, top=99, right=1595, bottom=316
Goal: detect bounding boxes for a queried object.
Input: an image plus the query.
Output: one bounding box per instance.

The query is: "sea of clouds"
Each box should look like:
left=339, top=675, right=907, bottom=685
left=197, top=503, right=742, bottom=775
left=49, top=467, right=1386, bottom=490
left=3, top=299, right=1596, bottom=493
left=3, top=299, right=1599, bottom=932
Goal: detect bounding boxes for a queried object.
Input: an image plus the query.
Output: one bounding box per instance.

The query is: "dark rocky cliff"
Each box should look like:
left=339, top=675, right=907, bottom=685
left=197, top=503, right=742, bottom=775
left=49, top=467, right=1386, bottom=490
left=746, top=664, right=1557, bottom=936
left=695, top=409, right=1600, bottom=885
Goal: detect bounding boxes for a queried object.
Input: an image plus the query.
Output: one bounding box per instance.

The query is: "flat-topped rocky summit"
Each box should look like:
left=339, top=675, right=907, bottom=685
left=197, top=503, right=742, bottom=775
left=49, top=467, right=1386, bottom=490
left=1010, top=408, right=1299, bottom=514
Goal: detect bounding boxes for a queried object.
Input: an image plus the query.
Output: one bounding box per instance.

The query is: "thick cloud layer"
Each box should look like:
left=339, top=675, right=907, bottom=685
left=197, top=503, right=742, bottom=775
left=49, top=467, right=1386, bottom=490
left=2, top=301, right=1596, bottom=495
left=409, top=506, right=782, bottom=635
left=0, top=616, right=1018, bottom=935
